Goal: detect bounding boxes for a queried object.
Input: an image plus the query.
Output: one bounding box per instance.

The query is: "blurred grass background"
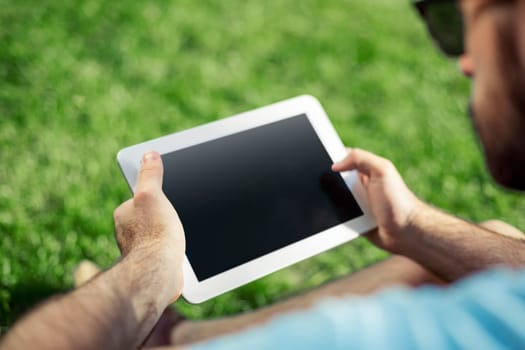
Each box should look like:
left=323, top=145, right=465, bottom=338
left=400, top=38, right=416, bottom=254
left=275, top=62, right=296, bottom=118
left=1, top=0, right=524, bottom=328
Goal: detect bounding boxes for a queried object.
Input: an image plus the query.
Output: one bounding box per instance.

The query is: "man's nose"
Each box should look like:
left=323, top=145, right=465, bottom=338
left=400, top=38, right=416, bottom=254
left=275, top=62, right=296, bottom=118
left=458, top=53, right=475, bottom=78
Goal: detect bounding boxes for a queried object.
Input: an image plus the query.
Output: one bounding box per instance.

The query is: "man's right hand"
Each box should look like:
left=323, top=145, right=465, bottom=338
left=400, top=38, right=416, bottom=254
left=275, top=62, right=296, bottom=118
left=332, top=148, right=425, bottom=254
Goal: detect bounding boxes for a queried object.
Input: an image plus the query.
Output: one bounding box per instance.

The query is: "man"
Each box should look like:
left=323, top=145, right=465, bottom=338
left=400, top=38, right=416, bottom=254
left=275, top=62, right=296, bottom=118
left=1, top=0, right=525, bottom=349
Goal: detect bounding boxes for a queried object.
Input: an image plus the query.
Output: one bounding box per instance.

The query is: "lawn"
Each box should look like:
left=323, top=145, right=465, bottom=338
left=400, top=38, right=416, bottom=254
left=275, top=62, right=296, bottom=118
left=1, top=0, right=524, bottom=329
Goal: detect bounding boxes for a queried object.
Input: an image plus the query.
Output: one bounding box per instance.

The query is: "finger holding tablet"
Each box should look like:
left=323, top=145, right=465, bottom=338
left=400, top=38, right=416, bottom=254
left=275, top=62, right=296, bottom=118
left=136, top=151, right=164, bottom=195
left=332, top=148, right=422, bottom=254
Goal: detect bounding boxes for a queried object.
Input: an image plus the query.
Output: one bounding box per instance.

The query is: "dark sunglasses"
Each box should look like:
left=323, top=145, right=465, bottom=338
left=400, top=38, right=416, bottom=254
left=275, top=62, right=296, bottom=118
left=413, top=0, right=464, bottom=57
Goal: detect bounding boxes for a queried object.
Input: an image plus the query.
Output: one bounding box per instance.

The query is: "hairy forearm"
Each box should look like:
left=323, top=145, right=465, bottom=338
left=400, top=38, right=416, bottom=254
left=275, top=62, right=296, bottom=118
left=398, top=204, right=525, bottom=281
left=1, top=246, right=180, bottom=350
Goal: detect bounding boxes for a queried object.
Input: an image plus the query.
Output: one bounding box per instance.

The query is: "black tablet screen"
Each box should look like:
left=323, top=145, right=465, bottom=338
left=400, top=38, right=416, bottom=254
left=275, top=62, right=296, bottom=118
left=162, top=114, right=363, bottom=281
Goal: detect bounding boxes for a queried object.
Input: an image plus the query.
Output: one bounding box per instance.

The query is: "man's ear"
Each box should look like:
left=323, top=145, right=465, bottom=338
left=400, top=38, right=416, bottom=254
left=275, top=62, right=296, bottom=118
left=459, top=54, right=475, bottom=77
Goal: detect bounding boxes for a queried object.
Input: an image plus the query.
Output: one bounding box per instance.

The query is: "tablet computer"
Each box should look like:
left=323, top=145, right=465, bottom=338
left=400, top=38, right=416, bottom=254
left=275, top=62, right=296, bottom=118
left=117, top=95, right=376, bottom=303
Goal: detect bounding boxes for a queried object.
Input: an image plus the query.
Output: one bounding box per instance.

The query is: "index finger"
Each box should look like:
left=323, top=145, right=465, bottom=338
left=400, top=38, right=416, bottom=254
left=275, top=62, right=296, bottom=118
left=135, top=151, right=164, bottom=194
left=331, top=148, right=390, bottom=177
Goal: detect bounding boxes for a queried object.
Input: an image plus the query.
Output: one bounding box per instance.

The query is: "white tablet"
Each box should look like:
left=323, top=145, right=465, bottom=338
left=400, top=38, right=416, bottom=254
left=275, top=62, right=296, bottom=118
left=117, top=95, right=376, bottom=303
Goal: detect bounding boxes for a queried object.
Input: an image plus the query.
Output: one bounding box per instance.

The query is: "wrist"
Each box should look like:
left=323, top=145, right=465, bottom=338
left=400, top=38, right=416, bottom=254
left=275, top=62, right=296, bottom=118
left=124, top=241, right=185, bottom=305
left=386, top=199, right=433, bottom=255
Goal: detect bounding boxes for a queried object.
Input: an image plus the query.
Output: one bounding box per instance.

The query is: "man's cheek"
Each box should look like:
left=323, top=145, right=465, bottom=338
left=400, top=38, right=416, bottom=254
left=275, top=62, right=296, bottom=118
left=470, top=78, right=504, bottom=151
left=519, top=2, right=525, bottom=70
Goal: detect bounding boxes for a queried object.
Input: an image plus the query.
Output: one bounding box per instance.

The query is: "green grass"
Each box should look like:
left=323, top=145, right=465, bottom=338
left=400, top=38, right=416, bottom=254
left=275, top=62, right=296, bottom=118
left=1, top=0, right=524, bottom=328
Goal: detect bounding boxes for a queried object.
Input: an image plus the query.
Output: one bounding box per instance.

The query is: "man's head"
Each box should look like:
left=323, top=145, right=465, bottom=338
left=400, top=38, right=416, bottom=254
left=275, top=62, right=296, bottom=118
left=415, top=0, right=525, bottom=190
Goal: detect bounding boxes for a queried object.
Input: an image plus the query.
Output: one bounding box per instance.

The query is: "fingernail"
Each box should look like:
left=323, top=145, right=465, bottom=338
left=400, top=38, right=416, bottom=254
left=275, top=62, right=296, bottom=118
left=143, top=151, right=159, bottom=163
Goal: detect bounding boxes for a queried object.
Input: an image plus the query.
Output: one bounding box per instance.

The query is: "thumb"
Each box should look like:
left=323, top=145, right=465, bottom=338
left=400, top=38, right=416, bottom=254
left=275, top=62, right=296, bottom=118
left=135, top=151, right=164, bottom=194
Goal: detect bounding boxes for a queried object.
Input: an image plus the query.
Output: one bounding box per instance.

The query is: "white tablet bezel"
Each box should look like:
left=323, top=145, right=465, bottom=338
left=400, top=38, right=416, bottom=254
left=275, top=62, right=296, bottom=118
left=117, top=95, right=376, bottom=303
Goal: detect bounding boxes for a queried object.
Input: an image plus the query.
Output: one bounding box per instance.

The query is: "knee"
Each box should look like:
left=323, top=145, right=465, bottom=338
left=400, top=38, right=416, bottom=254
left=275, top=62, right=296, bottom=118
left=479, top=220, right=525, bottom=240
